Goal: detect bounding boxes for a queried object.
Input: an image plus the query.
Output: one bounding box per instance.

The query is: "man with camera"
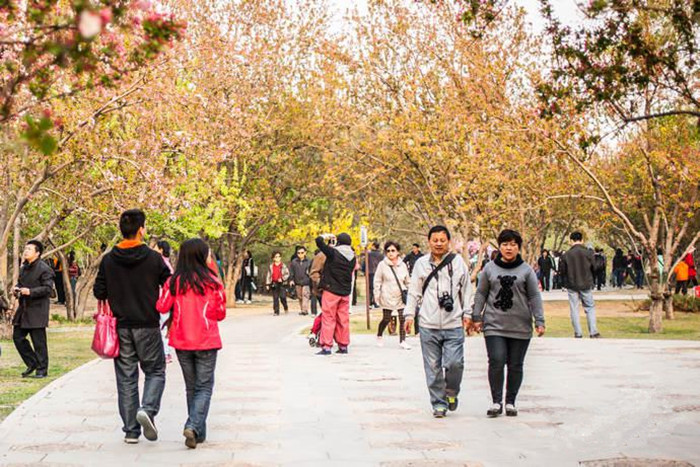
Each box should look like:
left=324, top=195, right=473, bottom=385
left=404, top=226, right=472, bottom=418
left=12, top=240, right=55, bottom=378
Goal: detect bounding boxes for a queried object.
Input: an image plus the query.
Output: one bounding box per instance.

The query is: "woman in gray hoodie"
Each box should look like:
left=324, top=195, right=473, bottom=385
left=472, top=229, right=545, bottom=418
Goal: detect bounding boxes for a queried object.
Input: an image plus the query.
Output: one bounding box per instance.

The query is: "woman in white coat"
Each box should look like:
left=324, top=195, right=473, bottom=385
left=373, top=241, right=411, bottom=349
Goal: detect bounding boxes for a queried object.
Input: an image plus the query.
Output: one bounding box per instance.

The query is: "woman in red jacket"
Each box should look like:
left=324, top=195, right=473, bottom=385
left=156, top=238, right=226, bottom=449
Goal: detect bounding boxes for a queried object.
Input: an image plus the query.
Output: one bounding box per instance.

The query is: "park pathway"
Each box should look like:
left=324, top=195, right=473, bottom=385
left=1, top=308, right=699, bottom=466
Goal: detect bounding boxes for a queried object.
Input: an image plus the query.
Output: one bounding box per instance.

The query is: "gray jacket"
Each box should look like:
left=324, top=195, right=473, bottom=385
left=405, top=253, right=472, bottom=330
left=472, top=256, right=545, bottom=339
left=289, top=258, right=311, bottom=286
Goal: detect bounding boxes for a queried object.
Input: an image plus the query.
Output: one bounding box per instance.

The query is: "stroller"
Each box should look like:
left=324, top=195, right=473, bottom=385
left=308, top=313, right=322, bottom=347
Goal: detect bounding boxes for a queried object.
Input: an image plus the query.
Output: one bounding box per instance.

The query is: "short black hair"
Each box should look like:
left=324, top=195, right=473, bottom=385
left=156, top=240, right=171, bottom=258
left=372, top=240, right=380, bottom=249
left=428, top=225, right=451, bottom=241
left=271, top=250, right=282, bottom=260
left=384, top=241, right=401, bottom=252
left=296, top=246, right=307, bottom=252
left=119, top=209, right=146, bottom=239
left=570, top=231, right=583, bottom=242
left=497, top=229, right=523, bottom=248
left=26, top=240, right=44, bottom=256
left=412, top=243, right=420, bottom=248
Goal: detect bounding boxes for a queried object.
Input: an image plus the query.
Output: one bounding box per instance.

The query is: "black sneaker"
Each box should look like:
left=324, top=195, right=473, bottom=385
left=136, top=409, right=158, bottom=441
left=183, top=428, right=197, bottom=449
left=574, top=334, right=583, bottom=338
left=336, top=347, right=348, bottom=354
left=505, top=403, right=518, bottom=417
left=32, top=371, right=47, bottom=379
left=433, top=406, right=447, bottom=418
left=316, top=349, right=331, bottom=355
left=590, top=333, right=602, bottom=338
left=447, top=396, right=458, bottom=411
left=21, top=366, right=36, bottom=378
left=487, top=403, right=503, bottom=417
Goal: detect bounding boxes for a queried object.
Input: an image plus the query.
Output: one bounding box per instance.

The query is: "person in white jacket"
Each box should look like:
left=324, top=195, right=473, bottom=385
left=373, top=241, right=411, bottom=349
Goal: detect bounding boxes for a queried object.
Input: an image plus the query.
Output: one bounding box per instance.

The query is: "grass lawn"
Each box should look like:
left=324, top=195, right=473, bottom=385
left=336, top=301, right=700, bottom=341
left=0, top=326, right=95, bottom=422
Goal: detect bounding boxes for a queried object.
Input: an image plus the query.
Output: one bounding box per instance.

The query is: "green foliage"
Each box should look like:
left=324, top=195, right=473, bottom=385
left=20, top=113, right=57, bottom=155
left=537, top=0, right=700, bottom=122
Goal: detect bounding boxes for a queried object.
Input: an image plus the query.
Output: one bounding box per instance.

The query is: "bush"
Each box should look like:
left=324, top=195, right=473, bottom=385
left=640, top=294, right=700, bottom=313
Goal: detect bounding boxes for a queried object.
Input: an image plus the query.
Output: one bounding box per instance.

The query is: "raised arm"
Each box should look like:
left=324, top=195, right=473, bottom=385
left=315, top=236, right=336, bottom=261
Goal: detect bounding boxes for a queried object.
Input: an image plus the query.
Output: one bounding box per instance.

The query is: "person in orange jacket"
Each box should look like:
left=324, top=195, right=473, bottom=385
left=673, top=260, right=690, bottom=295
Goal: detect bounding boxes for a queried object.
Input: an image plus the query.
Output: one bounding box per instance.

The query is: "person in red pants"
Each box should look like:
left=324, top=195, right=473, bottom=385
left=315, top=233, right=356, bottom=355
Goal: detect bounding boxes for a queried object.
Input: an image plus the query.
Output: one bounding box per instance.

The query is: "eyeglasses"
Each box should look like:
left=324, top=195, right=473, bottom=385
left=386, top=249, right=397, bottom=253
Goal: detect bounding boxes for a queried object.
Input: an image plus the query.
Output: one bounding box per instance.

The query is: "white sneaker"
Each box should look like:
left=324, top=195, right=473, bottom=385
left=505, top=403, right=518, bottom=417
left=399, top=341, right=411, bottom=350
left=244, top=300, right=251, bottom=304
left=236, top=300, right=244, bottom=304
left=376, top=336, right=384, bottom=347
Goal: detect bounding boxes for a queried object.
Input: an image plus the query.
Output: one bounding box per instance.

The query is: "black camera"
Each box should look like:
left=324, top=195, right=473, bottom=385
left=438, top=292, right=454, bottom=312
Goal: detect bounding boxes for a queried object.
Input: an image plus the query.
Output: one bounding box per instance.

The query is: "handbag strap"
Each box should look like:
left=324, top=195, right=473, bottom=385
left=98, top=300, right=112, bottom=317
left=389, top=263, right=405, bottom=292
left=421, top=253, right=456, bottom=297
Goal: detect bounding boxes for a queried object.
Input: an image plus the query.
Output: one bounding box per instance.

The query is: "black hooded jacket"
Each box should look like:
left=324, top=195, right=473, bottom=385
left=94, top=243, right=171, bottom=328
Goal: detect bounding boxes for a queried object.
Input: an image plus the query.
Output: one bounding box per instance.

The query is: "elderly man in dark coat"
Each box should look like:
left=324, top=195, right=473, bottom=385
left=12, top=240, right=54, bottom=378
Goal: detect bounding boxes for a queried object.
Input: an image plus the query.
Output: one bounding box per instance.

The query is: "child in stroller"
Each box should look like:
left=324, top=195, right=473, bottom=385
left=308, top=313, right=322, bottom=347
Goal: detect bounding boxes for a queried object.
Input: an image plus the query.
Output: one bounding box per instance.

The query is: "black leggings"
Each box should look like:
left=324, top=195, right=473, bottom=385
left=485, top=336, right=531, bottom=405
left=377, top=309, right=405, bottom=342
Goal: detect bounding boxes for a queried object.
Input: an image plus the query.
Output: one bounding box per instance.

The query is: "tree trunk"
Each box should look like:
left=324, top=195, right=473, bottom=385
left=224, top=237, right=246, bottom=307
left=74, top=249, right=111, bottom=319
left=647, top=275, right=664, bottom=333
left=10, top=215, right=20, bottom=289
left=58, top=251, right=74, bottom=321
left=663, top=291, right=674, bottom=321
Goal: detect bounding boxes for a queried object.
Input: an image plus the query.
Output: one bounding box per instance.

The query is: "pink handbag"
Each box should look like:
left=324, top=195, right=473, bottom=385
left=92, top=300, right=120, bottom=358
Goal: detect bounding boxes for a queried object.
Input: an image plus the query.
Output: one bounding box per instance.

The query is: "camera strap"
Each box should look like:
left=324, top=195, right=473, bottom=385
left=421, top=253, right=456, bottom=297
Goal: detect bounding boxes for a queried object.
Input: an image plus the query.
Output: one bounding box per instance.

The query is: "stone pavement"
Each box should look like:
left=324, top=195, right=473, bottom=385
left=1, top=309, right=699, bottom=466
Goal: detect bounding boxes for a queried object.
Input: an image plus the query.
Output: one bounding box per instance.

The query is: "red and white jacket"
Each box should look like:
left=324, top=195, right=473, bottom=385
left=156, top=277, right=226, bottom=351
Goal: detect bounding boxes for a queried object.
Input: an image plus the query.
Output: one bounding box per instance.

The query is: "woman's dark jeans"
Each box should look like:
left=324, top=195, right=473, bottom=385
left=176, top=349, right=218, bottom=441
left=484, top=336, right=531, bottom=405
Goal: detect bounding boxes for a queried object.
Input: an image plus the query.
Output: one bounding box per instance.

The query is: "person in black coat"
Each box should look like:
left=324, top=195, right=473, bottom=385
left=12, top=240, right=54, bottom=378
left=537, top=250, right=554, bottom=291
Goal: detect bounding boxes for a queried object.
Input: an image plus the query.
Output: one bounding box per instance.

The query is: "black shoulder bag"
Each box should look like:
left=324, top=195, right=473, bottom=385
left=421, top=253, right=456, bottom=297
left=389, top=264, right=408, bottom=305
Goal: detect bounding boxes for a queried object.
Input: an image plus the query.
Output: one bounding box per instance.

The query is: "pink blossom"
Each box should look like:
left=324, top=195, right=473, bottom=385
left=133, top=0, right=152, bottom=11
left=99, top=8, right=113, bottom=25
left=78, top=10, right=102, bottom=39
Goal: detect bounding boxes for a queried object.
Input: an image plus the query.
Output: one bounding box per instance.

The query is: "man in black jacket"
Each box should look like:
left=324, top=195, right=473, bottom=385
left=289, top=246, right=312, bottom=315
left=12, top=240, right=54, bottom=378
left=560, top=232, right=601, bottom=338
left=94, top=209, right=171, bottom=444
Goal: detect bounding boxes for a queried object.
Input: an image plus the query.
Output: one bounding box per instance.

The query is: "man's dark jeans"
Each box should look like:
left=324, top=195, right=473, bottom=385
left=484, top=336, right=531, bottom=405
left=13, top=326, right=48, bottom=373
left=114, top=327, right=166, bottom=438
left=176, top=349, right=218, bottom=441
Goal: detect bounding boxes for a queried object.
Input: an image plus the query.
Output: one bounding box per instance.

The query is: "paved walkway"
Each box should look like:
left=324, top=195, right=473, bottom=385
left=1, top=310, right=699, bottom=466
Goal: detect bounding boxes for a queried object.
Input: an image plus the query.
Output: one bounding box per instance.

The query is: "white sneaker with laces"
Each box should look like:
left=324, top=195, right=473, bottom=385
left=245, top=300, right=251, bottom=304
left=376, top=336, right=384, bottom=347
left=399, top=341, right=411, bottom=350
